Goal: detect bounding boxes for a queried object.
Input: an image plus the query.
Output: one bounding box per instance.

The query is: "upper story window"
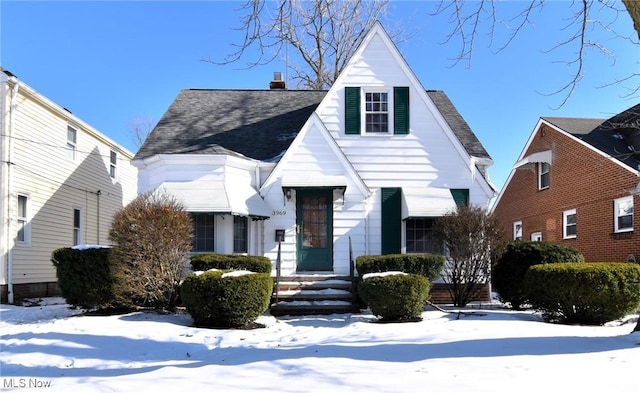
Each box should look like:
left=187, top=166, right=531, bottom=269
left=614, top=196, right=633, bottom=233
left=345, top=86, right=409, bottom=135
left=110, top=150, right=117, bottom=178
left=67, top=126, right=77, bottom=160
left=563, top=208, right=577, bottom=239
left=365, top=92, right=389, bottom=133
left=16, top=194, right=29, bottom=244
left=513, top=221, right=523, bottom=240
left=538, top=162, right=549, bottom=190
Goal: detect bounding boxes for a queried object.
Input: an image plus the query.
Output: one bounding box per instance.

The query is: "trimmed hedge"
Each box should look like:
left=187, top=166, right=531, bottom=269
left=492, top=241, right=584, bottom=310
left=191, top=253, right=272, bottom=273
left=51, top=247, right=114, bottom=309
left=181, top=270, right=273, bottom=328
left=358, top=273, right=430, bottom=322
left=524, top=262, right=640, bottom=325
left=356, top=254, right=445, bottom=281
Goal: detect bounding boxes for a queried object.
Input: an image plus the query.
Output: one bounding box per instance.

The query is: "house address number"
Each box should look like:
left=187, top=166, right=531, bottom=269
left=272, top=210, right=287, bottom=216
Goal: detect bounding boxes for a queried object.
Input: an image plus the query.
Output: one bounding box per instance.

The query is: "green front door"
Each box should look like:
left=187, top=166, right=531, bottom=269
left=296, top=188, right=333, bottom=271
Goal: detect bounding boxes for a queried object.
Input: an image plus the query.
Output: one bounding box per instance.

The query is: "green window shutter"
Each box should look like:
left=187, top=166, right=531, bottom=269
left=345, top=87, right=361, bottom=135
left=450, top=189, right=469, bottom=206
left=393, top=87, right=409, bottom=135
left=381, top=187, right=402, bottom=255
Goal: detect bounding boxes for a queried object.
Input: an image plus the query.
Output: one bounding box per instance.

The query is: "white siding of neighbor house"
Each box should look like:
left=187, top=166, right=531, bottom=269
left=0, top=76, right=137, bottom=287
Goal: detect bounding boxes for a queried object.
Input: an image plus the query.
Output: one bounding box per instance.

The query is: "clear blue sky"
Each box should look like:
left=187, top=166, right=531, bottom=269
left=1, top=1, right=638, bottom=193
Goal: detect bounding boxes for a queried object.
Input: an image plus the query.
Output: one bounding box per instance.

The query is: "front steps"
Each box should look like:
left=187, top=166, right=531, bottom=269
left=270, top=275, right=361, bottom=316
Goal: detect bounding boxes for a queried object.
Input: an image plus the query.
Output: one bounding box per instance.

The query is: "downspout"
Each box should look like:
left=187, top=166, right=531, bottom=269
left=96, top=190, right=101, bottom=244
left=6, top=77, right=19, bottom=303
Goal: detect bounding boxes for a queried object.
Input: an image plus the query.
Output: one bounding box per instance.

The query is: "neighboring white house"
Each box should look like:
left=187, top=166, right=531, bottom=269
left=0, top=69, right=138, bottom=303
left=133, top=23, right=495, bottom=296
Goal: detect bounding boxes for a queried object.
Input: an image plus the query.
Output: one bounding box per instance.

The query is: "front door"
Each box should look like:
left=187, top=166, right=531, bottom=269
left=296, top=188, right=333, bottom=271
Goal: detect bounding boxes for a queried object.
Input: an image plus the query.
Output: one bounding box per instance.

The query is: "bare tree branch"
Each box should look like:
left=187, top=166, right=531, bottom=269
left=429, top=0, right=639, bottom=107
left=204, top=0, right=398, bottom=90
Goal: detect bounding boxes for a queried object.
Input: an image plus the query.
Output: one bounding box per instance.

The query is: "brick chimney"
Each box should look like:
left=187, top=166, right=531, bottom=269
left=269, top=71, right=286, bottom=90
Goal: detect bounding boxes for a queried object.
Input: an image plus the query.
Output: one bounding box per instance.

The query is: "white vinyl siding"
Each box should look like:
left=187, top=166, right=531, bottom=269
left=2, top=80, right=138, bottom=286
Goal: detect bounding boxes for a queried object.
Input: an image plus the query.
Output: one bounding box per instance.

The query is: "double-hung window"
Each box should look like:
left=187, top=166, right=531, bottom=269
left=192, top=213, right=214, bottom=252
left=538, top=162, right=550, bottom=190
left=614, top=196, right=633, bottom=233
left=233, top=216, right=248, bottom=253
left=73, top=208, right=82, bottom=246
left=16, top=194, right=29, bottom=244
left=365, top=91, right=389, bottom=133
left=563, top=209, right=577, bottom=239
left=110, top=150, right=117, bottom=178
left=406, top=218, right=442, bottom=254
left=67, top=126, right=77, bottom=160
left=513, top=221, right=523, bottom=240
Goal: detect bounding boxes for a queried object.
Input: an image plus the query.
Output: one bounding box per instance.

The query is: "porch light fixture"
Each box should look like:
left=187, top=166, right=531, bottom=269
left=285, top=189, right=292, bottom=200
left=628, top=181, right=640, bottom=196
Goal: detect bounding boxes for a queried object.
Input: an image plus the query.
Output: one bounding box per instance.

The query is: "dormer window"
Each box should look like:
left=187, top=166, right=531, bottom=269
left=345, top=86, right=409, bottom=135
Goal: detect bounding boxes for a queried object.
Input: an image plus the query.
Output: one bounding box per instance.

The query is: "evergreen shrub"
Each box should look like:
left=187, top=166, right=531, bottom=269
left=181, top=270, right=273, bottom=328
left=191, top=253, right=272, bottom=273
left=358, top=273, right=430, bottom=322
left=51, top=247, right=114, bottom=309
left=524, top=262, right=640, bottom=325
left=356, top=254, right=445, bottom=281
left=492, top=241, right=584, bottom=309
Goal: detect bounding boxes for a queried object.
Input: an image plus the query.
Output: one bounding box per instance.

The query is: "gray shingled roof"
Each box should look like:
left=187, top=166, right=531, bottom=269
left=542, top=103, right=640, bottom=172
left=135, top=88, right=491, bottom=162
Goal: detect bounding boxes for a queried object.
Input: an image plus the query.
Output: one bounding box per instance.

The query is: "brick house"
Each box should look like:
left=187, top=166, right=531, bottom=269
left=492, top=104, right=640, bottom=262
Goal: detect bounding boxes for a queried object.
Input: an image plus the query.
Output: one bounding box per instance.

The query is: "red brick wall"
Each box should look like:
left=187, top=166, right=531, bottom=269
left=493, top=123, right=640, bottom=262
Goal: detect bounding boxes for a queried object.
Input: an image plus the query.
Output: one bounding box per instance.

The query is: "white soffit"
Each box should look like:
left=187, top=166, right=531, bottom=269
left=157, top=180, right=270, bottom=218
left=281, top=175, right=347, bottom=189
left=402, top=187, right=458, bottom=219
left=514, top=150, right=552, bottom=171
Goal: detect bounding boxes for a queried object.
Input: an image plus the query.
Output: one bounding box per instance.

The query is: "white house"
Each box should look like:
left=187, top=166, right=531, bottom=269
left=133, top=23, right=495, bottom=308
left=0, top=69, right=138, bottom=303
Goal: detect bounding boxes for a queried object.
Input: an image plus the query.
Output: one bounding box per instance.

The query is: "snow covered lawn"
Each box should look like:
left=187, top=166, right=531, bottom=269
left=2, top=298, right=639, bottom=392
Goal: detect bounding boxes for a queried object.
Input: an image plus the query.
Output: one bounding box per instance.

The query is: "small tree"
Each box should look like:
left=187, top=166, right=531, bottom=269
left=435, top=205, right=506, bottom=307
left=109, top=191, right=193, bottom=310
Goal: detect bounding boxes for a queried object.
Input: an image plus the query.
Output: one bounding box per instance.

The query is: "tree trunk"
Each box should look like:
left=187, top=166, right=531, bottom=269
left=622, top=0, right=640, bottom=40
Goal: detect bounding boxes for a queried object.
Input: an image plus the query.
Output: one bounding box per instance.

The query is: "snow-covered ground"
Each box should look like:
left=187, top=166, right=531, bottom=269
left=1, top=298, right=639, bottom=393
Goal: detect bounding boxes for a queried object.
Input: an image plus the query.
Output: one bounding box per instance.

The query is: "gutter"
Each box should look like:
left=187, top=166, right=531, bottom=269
left=6, top=76, right=19, bottom=303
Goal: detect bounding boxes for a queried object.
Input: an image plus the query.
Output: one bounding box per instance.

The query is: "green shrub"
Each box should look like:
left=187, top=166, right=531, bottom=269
left=356, top=254, right=445, bottom=281
left=191, top=253, right=272, bottom=273
left=51, top=247, right=114, bottom=309
left=181, top=270, right=273, bottom=328
left=492, top=241, right=584, bottom=310
left=358, top=273, right=430, bottom=322
left=524, top=262, right=640, bottom=325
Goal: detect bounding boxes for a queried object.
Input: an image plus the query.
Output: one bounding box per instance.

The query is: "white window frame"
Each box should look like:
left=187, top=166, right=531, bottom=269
left=109, top=150, right=117, bottom=178
left=513, top=221, right=523, bottom=240
left=16, top=193, right=30, bottom=245
left=67, top=125, right=77, bottom=160
left=538, top=162, right=550, bottom=190
left=73, top=208, right=82, bottom=246
left=614, top=196, right=634, bottom=233
left=563, top=209, right=577, bottom=239
left=531, top=231, right=542, bottom=241
left=362, top=87, right=393, bottom=134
